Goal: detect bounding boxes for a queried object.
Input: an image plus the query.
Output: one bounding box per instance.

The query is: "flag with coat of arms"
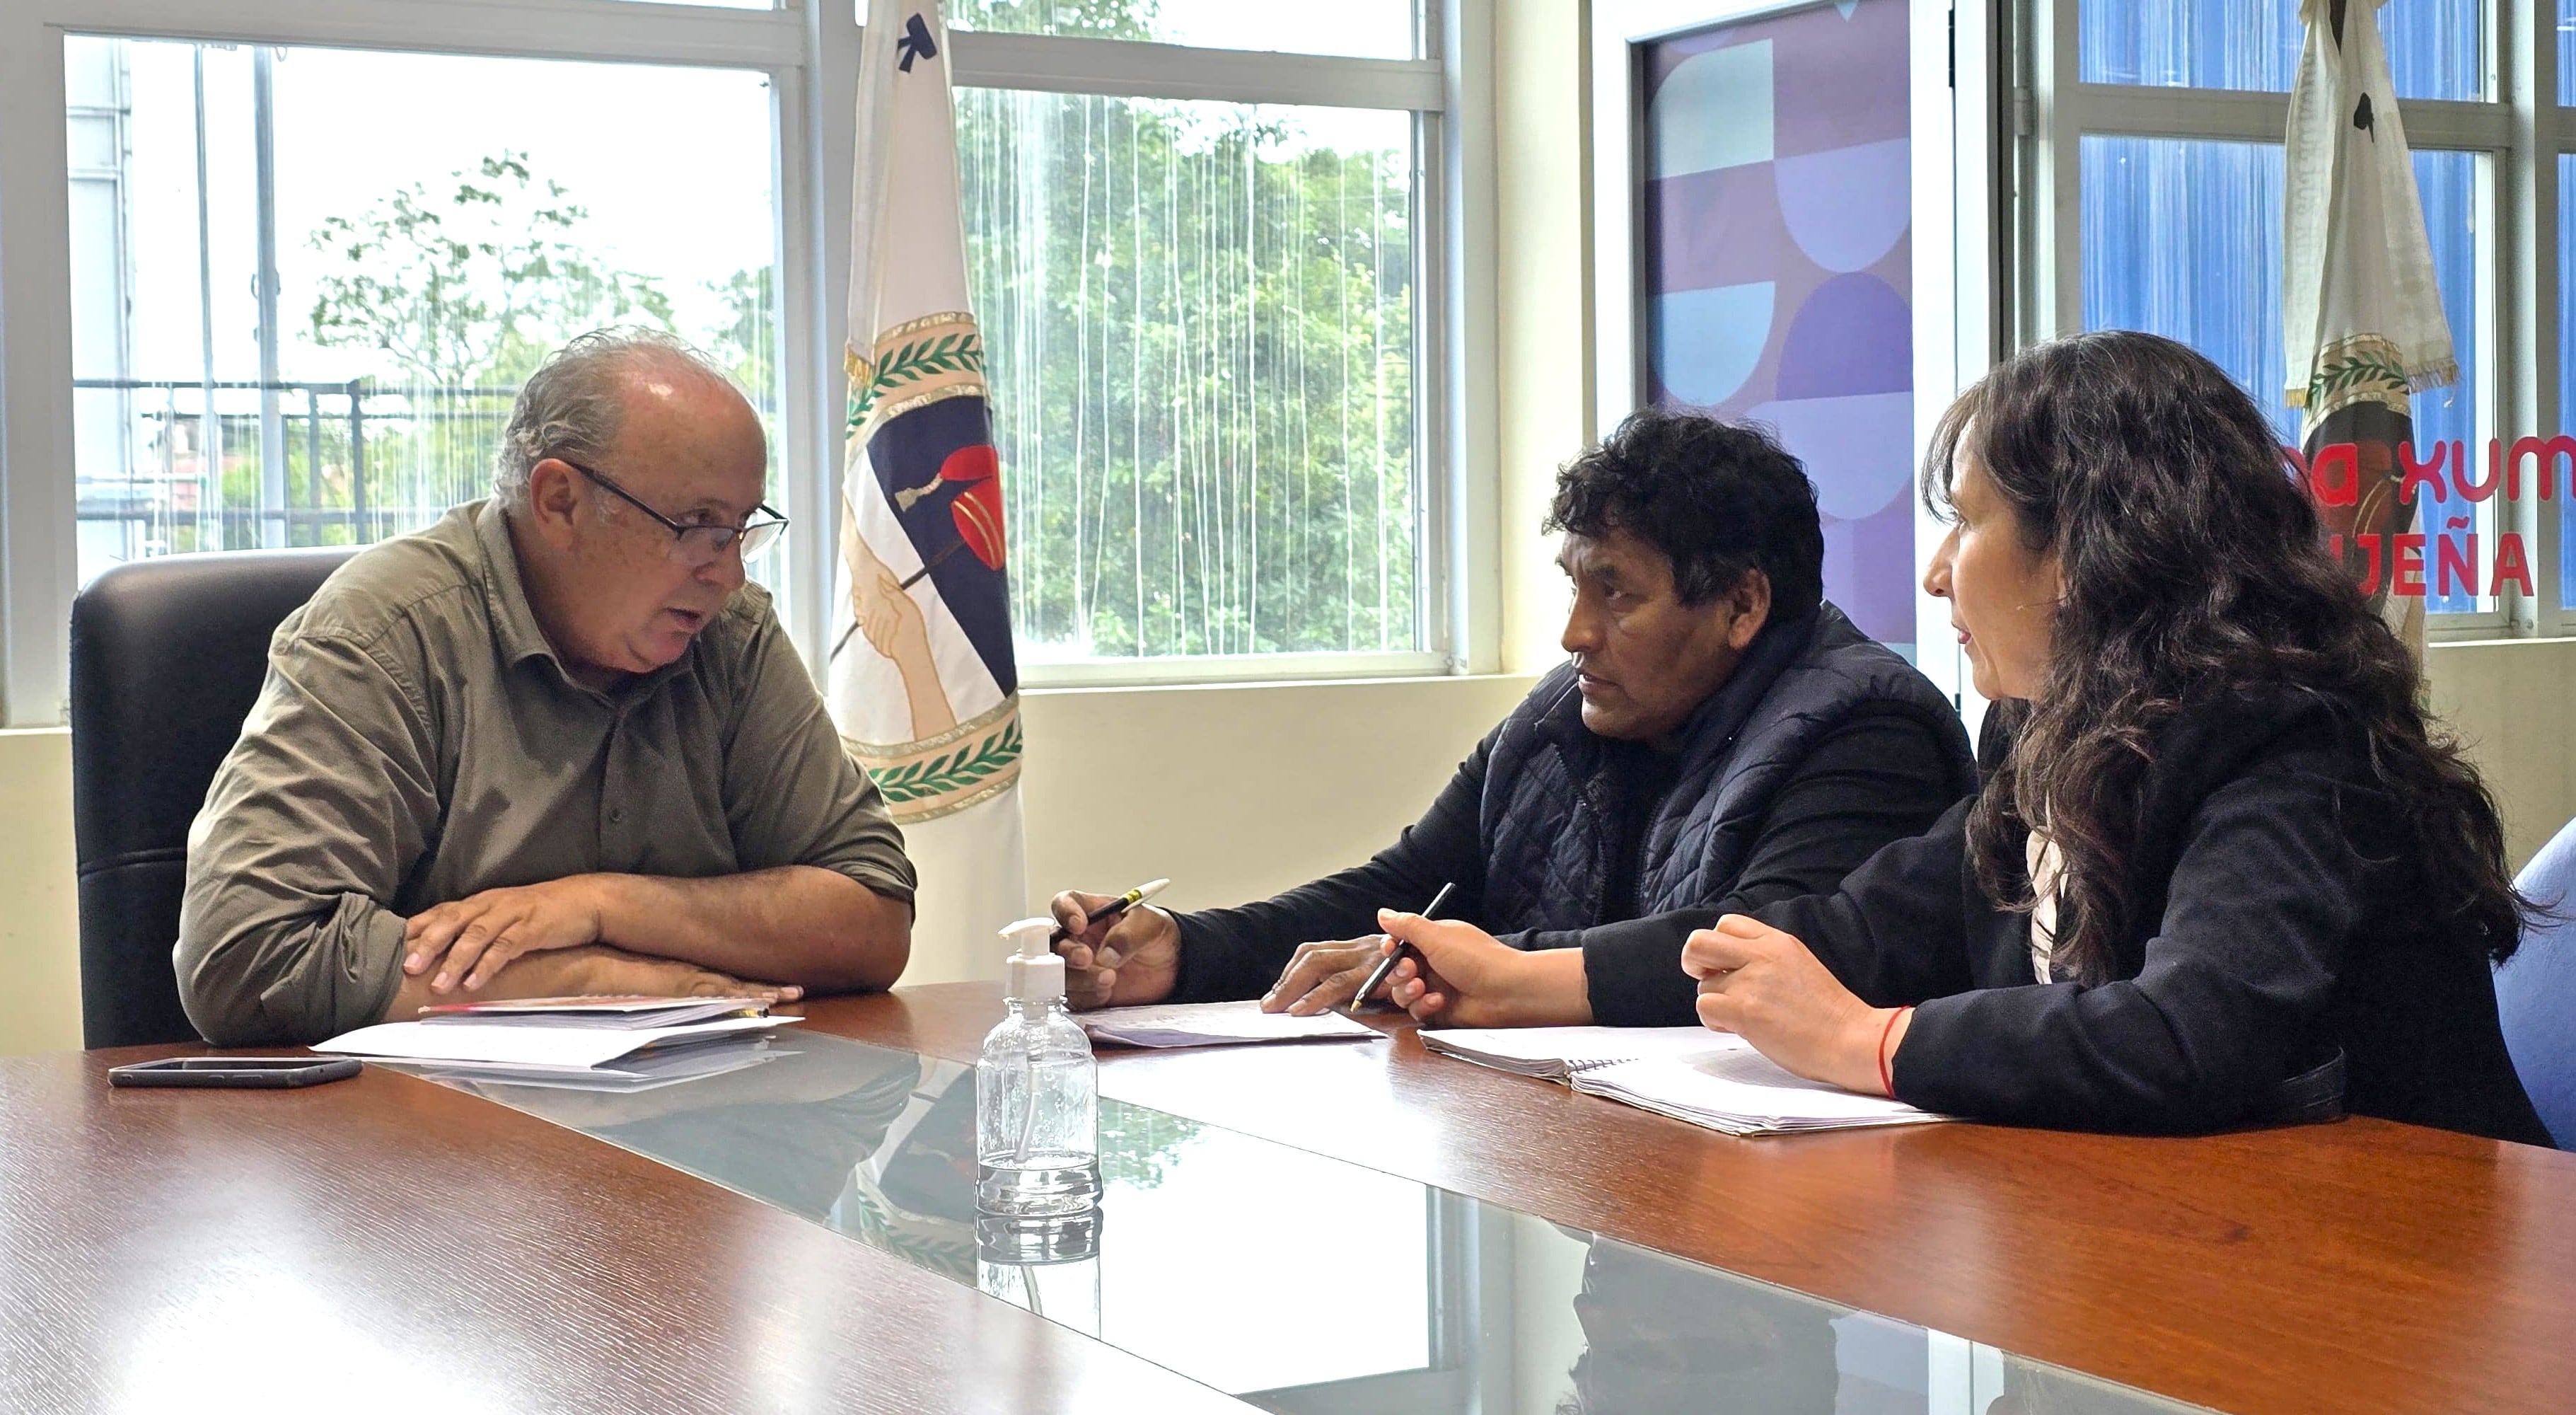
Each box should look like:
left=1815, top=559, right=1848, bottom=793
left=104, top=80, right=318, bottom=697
left=2283, top=0, right=2456, bottom=664
left=830, top=0, right=1026, bottom=980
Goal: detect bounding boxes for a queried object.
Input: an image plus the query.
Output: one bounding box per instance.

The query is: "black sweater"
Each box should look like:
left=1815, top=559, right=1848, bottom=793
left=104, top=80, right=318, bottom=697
left=1166, top=707, right=1966, bottom=1012
left=1636, top=687, right=2549, bottom=1144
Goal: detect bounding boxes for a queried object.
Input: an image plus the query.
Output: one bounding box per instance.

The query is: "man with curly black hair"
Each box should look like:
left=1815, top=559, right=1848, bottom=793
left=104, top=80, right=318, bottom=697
left=1046, top=408, right=1975, bottom=1028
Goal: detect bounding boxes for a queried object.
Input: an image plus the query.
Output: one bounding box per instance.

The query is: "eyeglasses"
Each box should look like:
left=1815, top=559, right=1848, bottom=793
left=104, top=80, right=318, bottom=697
left=557, top=458, right=788, bottom=567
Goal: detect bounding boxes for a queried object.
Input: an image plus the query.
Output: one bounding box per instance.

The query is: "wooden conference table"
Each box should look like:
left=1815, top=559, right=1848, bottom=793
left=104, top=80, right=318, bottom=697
left=5, top=981, right=2572, bottom=1414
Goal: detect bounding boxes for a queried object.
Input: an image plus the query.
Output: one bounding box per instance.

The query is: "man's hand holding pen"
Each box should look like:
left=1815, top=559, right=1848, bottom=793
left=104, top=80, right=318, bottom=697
left=1048, top=884, right=1182, bottom=1008
left=1261, top=936, right=1405, bottom=1015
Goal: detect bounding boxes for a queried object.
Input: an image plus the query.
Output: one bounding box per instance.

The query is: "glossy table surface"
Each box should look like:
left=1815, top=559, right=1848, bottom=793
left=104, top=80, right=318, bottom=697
left=810, top=984, right=2576, bottom=1415
left=8, top=981, right=2573, bottom=1414
left=443, top=1024, right=2193, bottom=1414
left=0, top=1033, right=1248, bottom=1414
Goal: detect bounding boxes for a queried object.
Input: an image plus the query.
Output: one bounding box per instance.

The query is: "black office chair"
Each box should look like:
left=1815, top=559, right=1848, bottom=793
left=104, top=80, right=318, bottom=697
left=70, top=548, right=357, bottom=1047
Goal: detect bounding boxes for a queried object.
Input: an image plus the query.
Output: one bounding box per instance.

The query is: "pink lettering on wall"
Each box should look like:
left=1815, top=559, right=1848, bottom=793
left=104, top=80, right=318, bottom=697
left=2302, top=437, right=2566, bottom=599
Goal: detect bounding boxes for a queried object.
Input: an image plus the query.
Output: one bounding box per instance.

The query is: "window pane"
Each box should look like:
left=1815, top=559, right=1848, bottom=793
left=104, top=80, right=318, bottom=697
left=2410, top=149, right=2480, bottom=613
left=958, top=93, right=1419, bottom=659
left=2078, top=138, right=2483, bottom=612
left=63, top=40, right=785, bottom=605
left=2564, top=0, right=2576, bottom=106
left=2079, top=137, right=2293, bottom=437
left=948, top=0, right=1414, bottom=59
left=2080, top=0, right=2482, bottom=100
left=2562, top=153, right=2575, bottom=608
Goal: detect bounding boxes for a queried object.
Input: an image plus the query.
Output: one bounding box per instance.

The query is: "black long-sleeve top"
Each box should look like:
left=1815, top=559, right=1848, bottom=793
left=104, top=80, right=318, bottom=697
left=1166, top=706, right=1966, bottom=1018
left=1604, top=687, right=2552, bottom=1144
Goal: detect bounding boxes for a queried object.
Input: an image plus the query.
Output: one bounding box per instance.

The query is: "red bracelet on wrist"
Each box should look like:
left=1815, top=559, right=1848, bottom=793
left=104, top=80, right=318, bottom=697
left=1876, top=1007, right=1910, bottom=1099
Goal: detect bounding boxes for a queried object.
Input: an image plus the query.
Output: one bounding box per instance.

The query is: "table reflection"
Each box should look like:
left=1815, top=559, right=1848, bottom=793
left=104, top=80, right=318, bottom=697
left=430, top=1033, right=2209, bottom=1415
left=1563, top=1236, right=1843, bottom=1414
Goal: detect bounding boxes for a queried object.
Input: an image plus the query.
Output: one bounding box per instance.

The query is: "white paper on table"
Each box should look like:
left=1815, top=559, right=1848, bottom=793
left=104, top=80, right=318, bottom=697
left=1572, top=1047, right=1947, bottom=1137
left=1080, top=1000, right=1379, bottom=1049
left=394, top=1041, right=791, bottom=1093
left=1419, top=1024, right=1748, bottom=1080
left=313, top=1013, right=796, bottom=1068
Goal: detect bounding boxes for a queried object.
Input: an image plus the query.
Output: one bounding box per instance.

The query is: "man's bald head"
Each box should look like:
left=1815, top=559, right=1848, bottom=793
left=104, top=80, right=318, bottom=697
left=495, top=328, right=761, bottom=510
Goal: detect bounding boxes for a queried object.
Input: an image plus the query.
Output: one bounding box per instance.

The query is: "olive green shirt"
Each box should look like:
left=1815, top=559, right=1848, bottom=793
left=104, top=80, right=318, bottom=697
left=176, top=500, right=915, bottom=1046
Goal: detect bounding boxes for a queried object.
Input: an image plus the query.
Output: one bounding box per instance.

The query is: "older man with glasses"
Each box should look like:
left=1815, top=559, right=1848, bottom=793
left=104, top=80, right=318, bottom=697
left=177, top=329, right=916, bottom=1046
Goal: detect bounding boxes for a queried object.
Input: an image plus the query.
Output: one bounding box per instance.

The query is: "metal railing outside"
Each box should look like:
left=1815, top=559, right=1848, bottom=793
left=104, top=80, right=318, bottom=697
left=72, top=377, right=529, bottom=557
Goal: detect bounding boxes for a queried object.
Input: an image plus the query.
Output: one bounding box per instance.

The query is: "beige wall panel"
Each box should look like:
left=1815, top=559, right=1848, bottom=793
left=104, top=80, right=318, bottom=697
left=0, top=729, right=79, bottom=1056
left=2427, top=639, right=2576, bottom=874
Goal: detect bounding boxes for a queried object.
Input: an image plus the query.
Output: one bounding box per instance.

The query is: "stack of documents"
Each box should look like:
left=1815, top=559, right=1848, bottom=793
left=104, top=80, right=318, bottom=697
left=1080, top=1000, right=1379, bottom=1049
left=315, top=995, right=799, bottom=1083
left=1421, top=1024, right=1946, bottom=1138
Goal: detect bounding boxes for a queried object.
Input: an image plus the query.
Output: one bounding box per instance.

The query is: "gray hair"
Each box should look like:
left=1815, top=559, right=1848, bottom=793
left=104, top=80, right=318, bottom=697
left=494, top=327, right=743, bottom=508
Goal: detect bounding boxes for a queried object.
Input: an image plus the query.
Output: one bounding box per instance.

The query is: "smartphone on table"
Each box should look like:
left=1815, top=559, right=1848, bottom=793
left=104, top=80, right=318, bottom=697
left=107, top=1056, right=361, bottom=1088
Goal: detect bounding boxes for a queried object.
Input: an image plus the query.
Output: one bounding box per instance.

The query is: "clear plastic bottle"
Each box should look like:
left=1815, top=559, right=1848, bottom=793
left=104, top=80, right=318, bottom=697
left=975, top=918, right=1102, bottom=1216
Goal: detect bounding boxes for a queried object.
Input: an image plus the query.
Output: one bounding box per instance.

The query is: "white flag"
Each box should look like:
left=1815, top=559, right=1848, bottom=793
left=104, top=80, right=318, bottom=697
left=2284, top=0, right=2455, bottom=417
left=832, top=0, right=1027, bottom=982
left=2282, top=0, right=2456, bottom=665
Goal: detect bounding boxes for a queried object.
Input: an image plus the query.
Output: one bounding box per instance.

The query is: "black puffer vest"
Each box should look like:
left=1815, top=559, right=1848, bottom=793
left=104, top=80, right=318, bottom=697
left=1478, top=603, right=1974, bottom=932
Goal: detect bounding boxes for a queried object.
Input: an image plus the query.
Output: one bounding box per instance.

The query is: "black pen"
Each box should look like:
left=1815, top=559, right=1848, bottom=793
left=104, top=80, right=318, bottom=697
left=1350, top=881, right=1456, bottom=1012
left=1054, top=877, right=1171, bottom=942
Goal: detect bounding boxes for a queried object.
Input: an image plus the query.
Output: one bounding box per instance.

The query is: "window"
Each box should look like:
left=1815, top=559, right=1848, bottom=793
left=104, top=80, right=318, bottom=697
left=2024, top=0, right=2568, bottom=636
left=2077, top=139, right=2488, bottom=613
left=948, top=3, right=1453, bottom=678
left=1, top=0, right=1478, bottom=722
left=2562, top=150, right=2575, bottom=608
left=2078, top=0, right=2483, bottom=99
left=949, top=0, right=1415, bottom=59
left=961, top=94, right=1420, bottom=662
left=60, top=39, right=784, bottom=600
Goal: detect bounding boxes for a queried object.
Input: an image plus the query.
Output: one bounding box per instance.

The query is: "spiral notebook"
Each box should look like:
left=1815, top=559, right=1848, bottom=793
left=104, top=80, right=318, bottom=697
left=1422, top=1025, right=1947, bottom=1138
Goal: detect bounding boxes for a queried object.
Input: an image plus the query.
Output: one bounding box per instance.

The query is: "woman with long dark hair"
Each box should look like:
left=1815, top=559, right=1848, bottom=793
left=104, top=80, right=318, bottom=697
left=1383, top=330, right=2549, bottom=1142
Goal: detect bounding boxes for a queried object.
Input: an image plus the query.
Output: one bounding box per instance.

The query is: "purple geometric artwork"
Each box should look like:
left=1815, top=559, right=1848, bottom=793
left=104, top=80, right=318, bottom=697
left=1640, top=0, right=1915, bottom=659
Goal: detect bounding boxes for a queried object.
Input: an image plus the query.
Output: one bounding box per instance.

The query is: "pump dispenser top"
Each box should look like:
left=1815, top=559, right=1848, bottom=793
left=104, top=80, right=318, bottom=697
left=999, top=917, right=1064, bottom=1007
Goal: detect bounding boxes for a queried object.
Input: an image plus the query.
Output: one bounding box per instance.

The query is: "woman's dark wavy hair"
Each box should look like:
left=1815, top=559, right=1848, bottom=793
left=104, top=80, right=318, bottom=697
left=1923, top=329, right=2526, bottom=977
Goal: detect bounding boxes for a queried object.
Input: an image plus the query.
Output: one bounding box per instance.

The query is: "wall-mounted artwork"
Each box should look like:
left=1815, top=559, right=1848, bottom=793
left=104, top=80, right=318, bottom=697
left=1611, top=0, right=1917, bottom=661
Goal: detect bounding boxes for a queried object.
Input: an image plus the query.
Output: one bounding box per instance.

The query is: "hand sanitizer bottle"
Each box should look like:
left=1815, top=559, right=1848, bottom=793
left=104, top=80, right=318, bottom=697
left=976, top=918, right=1102, bottom=1216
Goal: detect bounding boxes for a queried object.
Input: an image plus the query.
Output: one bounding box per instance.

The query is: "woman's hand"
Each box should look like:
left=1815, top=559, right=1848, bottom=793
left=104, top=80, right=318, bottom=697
left=1379, top=909, right=1593, bottom=1028
left=1681, top=914, right=1908, bottom=1096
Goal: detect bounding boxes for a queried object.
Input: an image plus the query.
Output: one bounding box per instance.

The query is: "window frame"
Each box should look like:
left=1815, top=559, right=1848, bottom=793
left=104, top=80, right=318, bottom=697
left=0, top=0, right=1495, bottom=727
left=2006, top=0, right=2567, bottom=640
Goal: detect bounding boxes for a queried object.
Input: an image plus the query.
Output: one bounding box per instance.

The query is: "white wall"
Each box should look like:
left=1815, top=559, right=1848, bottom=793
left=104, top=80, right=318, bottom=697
left=1492, top=0, right=1592, bottom=676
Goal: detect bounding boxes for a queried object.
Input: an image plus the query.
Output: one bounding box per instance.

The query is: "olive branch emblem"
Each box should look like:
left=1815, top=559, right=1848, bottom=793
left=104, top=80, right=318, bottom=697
left=2304, top=349, right=2410, bottom=409
left=849, top=332, right=985, bottom=427
left=866, top=718, right=1022, bottom=804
